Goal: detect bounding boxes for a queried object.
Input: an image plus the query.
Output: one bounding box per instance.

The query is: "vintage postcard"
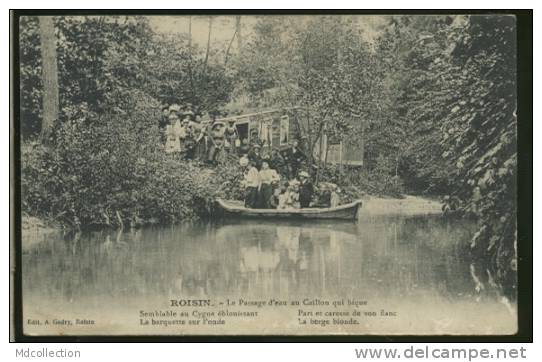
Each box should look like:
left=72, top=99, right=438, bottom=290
left=12, top=12, right=524, bottom=337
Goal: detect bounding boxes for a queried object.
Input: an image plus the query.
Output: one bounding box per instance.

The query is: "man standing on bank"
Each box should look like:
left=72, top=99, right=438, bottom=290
left=283, top=139, right=306, bottom=179
left=270, top=147, right=287, bottom=177
left=225, top=120, right=238, bottom=156
left=207, top=117, right=227, bottom=165
left=247, top=143, right=263, bottom=170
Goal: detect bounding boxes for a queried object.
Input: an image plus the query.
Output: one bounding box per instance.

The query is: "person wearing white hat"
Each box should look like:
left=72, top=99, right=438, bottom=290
left=164, top=111, right=182, bottom=154
left=184, top=109, right=195, bottom=120
left=258, top=161, right=281, bottom=208
left=168, top=104, right=181, bottom=114
left=247, top=143, right=263, bottom=170
left=239, top=155, right=249, bottom=167
left=225, top=120, right=238, bottom=155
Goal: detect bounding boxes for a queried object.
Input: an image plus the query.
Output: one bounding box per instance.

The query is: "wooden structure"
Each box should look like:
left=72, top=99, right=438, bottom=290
left=215, top=199, right=362, bottom=220
left=217, top=108, right=296, bottom=150
left=216, top=108, right=364, bottom=166
left=313, top=133, right=364, bottom=167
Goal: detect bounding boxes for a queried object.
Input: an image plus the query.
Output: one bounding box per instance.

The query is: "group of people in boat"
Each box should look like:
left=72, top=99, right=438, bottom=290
left=160, top=103, right=341, bottom=209
left=239, top=143, right=341, bottom=210
left=240, top=157, right=315, bottom=210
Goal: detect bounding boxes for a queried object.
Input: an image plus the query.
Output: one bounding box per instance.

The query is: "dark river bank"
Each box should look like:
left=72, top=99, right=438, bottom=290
left=22, top=214, right=517, bottom=335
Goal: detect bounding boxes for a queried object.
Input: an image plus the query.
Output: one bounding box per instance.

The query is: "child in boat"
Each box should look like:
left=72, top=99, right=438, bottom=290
left=277, top=185, right=289, bottom=209
left=270, top=186, right=281, bottom=209
left=286, top=180, right=300, bottom=209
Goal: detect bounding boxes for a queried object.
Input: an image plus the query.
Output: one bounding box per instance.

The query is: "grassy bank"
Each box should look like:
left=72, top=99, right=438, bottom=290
left=359, top=195, right=443, bottom=217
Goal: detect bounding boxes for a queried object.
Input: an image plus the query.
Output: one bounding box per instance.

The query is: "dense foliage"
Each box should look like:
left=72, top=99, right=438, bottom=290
left=142, top=36, right=234, bottom=115
left=438, top=16, right=517, bottom=296
left=379, top=15, right=517, bottom=296
left=19, top=15, right=518, bottom=295
left=236, top=16, right=393, bottom=186
left=19, top=16, right=234, bottom=138
left=21, top=16, right=151, bottom=136
left=21, top=93, right=246, bottom=227
left=20, top=16, right=237, bottom=227
left=24, top=90, right=190, bottom=227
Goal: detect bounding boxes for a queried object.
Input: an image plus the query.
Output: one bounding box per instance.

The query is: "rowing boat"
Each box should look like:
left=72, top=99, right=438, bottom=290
left=215, top=199, right=362, bottom=220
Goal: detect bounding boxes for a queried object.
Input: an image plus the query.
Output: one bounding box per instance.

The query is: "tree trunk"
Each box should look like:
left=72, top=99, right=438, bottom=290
left=324, top=135, right=330, bottom=168
left=203, top=16, right=213, bottom=73
left=236, top=16, right=242, bottom=56
left=338, top=143, right=343, bottom=184
left=224, top=27, right=238, bottom=66
left=360, top=120, right=365, bottom=167
left=305, top=109, right=314, bottom=167
left=38, top=16, right=59, bottom=142
left=188, top=16, right=192, bottom=50
left=187, top=16, right=196, bottom=105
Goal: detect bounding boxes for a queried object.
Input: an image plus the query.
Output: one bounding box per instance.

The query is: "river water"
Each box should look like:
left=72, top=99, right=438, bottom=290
left=22, top=215, right=517, bottom=335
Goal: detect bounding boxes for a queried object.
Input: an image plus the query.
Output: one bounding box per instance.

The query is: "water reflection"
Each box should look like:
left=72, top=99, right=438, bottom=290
left=24, top=216, right=520, bottom=334
left=23, top=216, right=483, bottom=305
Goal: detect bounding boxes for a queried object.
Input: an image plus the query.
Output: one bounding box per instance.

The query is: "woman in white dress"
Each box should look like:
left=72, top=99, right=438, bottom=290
left=164, top=111, right=183, bottom=154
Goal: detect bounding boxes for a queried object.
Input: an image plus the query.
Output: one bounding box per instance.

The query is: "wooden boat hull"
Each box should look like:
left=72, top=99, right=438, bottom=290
left=215, top=199, right=362, bottom=220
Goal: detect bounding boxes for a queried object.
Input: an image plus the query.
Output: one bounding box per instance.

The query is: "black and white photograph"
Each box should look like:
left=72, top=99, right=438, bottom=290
left=10, top=11, right=530, bottom=339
